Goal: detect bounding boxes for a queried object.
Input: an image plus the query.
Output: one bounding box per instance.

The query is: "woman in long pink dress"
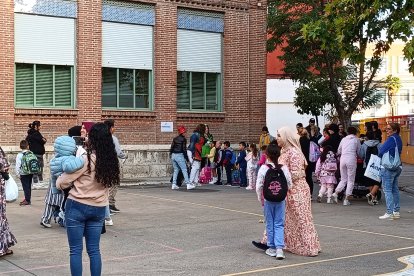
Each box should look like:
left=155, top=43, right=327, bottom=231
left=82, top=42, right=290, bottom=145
left=276, top=127, right=321, bottom=256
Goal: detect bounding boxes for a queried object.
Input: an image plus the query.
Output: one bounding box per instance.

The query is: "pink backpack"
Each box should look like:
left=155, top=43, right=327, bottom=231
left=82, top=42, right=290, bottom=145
left=199, top=167, right=212, bottom=184
left=324, top=153, right=338, bottom=172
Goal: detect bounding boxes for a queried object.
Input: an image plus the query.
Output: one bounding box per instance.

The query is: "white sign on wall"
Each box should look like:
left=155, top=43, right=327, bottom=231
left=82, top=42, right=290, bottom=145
left=161, top=122, right=173, bottom=133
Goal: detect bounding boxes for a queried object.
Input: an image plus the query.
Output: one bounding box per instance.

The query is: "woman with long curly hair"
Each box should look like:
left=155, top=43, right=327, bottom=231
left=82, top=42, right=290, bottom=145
left=57, top=123, right=120, bottom=276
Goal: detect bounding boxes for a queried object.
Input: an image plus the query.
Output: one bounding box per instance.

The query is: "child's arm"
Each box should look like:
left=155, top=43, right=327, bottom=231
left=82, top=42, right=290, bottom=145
left=281, top=165, right=293, bottom=189
left=56, top=155, right=88, bottom=190
left=245, top=152, right=252, bottom=162
left=236, top=151, right=246, bottom=165
left=258, top=153, right=266, bottom=166
left=315, top=159, right=321, bottom=178
left=256, top=165, right=266, bottom=203
left=62, top=156, right=85, bottom=174
left=15, top=153, right=22, bottom=177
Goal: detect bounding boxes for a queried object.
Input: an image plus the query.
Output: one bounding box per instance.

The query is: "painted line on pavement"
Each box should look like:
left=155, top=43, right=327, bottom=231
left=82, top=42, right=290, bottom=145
left=375, top=255, right=414, bottom=276
left=124, top=191, right=414, bottom=242
left=220, top=246, right=414, bottom=276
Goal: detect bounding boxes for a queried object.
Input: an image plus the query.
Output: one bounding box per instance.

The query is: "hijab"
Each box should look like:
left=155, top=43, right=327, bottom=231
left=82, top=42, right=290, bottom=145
left=277, top=126, right=308, bottom=165
left=82, top=121, right=95, bottom=134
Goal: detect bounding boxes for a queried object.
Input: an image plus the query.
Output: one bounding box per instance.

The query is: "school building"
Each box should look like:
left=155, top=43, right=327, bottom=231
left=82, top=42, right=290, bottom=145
left=0, top=0, right=267, bottom=147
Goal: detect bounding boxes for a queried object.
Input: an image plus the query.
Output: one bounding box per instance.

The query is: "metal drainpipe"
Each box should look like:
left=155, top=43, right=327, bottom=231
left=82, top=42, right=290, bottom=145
left=247, top=1, right=251, bottom=139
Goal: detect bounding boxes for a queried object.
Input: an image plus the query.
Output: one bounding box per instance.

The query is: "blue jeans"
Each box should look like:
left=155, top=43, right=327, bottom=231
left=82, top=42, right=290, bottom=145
left=65, top=199, right=106, bottom=276
left=264, top=200, right=285, bottom=249
left=171, top=153, right=190, bottom=185
left=239, top=166, right=247, bottom=186
left=381, top=167, right=402, bottom=214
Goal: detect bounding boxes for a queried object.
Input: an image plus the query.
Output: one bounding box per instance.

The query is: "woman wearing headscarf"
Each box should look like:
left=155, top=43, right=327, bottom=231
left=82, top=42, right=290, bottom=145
left=276, top=127, right=320, bottom=257
left=26, top=120, right=47, bottom=183
left=322, top=123, right=341, bottom=153
left=0, top=147, right=17, bottom=256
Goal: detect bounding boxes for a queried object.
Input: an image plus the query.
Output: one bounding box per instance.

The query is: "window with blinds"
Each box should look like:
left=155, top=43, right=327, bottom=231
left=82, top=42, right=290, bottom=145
left=102, top=67, right=151, bottom=109
left=15, top=63, right=73, bottom=108
left=177, top=71, right=221, bottom=111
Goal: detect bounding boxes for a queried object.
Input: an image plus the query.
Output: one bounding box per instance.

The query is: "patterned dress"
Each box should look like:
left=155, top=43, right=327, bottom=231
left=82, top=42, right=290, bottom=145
left=0, top=147, right=17, bottom=255
left=279, top=147, right=321, bottom=256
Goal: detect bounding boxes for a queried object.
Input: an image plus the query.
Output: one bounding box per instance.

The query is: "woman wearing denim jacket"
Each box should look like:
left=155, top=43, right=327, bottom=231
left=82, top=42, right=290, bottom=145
left=378, top=123, right=402, bottom=220
left=57, top=123, right=120, bottom=276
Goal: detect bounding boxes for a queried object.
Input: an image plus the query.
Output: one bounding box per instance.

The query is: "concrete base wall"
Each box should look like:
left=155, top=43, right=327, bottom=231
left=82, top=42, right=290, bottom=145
left=2, top=145, right=174, bottom=185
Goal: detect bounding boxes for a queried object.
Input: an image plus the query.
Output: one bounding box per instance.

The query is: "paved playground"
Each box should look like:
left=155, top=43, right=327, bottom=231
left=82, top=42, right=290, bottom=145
left=1, top=171, right=414, bottom=276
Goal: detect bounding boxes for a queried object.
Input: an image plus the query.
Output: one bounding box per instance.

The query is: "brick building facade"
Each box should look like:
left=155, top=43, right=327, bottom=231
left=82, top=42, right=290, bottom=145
left=0, top=0, right=267, bottom=147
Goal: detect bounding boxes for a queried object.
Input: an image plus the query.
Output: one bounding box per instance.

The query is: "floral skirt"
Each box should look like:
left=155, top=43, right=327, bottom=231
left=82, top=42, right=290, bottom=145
left=0, top=177, right=17, bottom=255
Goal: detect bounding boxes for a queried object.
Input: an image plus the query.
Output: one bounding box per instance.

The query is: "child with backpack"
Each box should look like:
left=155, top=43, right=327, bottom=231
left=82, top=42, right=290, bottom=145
left=315, top=146, right=337, bottom=203
left=256, top=143, right=292, bottom=260
left=245, top=143, right=259, bottom=190
left=15, top=140, right=39, bottom=206
left=223, top=141, right=235, bottom=186
left=358, top=131, right=382, bottom=205
left=236, top=142, right=247, bottom=187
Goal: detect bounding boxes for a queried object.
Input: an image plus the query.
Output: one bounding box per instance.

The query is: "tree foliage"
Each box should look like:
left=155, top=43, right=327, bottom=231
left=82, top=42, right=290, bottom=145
left=267, top=0, right=409, bottom=127
left=383, top=75, right=402, bottom=116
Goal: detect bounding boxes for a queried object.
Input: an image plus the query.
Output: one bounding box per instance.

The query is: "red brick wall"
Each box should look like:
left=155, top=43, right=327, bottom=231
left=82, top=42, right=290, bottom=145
left=2, top=0, right=267, bottom=147
left=0, top=1, right=15, bottom=145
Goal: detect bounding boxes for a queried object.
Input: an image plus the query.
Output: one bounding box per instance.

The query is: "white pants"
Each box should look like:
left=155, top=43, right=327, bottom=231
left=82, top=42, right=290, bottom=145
left=335, top=158, right=357, bottom=196
left=189, top=160, right=201, bottom=184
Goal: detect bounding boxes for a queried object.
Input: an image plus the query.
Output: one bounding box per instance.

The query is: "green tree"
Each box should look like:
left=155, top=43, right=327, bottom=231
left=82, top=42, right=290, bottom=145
left=383, top=75, right=401, bottom=116
left=267, top=0, right=389, bottom=127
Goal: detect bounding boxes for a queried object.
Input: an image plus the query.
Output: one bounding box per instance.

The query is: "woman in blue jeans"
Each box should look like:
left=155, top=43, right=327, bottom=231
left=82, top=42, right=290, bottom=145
left=57, top=123, right=120, bottom=275
left=170, top=126, right=190, bottom=190
left=378, top=123, right=402, bottom=220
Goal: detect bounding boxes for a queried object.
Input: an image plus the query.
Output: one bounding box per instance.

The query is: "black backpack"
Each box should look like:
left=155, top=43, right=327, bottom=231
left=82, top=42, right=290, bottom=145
left=365, top=145, right=379, bottom=166
left=263, top=164, right=288, bottom=202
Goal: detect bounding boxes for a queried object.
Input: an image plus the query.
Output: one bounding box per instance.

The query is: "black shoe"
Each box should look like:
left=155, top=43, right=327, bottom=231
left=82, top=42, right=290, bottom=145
left=252, top=241, right=269, bottom=251
left=214, top=182, right=223, bottom=185
left=231, top=183, right=240, bottom=187
left=109, top=205, right=120, bottom=213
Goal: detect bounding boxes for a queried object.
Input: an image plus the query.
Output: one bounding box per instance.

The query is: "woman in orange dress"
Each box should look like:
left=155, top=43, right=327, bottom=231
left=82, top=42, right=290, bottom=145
left=276, top=127, right=321, bottom=256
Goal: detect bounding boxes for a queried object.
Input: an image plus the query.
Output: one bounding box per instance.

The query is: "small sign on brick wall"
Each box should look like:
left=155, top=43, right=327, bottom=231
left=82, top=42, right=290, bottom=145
left=161, top=122, right=173, bottom=132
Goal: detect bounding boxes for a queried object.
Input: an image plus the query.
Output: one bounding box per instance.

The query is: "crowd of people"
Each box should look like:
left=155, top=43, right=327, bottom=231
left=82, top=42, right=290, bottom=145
left=0, top=118, right=404, bottom=271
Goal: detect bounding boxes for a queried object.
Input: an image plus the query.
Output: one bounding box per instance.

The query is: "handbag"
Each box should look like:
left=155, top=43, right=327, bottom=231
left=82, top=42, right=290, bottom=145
left=5, top=175, right=19, bottom=203
left=381, top=136, right=401, bottom=171
left=364, top=154, right=381, bottom=182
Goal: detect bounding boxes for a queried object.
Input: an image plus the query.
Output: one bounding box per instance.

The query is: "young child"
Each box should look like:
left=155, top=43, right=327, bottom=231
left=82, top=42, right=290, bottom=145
left=15, top=140, right=34, bottom=206
left=256, top=143, right=292, bottom=260
left=236, top=142, right=247, bottom=187
left=207, top=141, right=217, bottom=184
left=214, top=141, right=224, bottom=185
left=245, top=143, right=259, bottom=190
left=258, top=145, right=268, bottom=167
left=315, top=146, right=337, bottom=203
left=222, top=141, right=234, bottom=186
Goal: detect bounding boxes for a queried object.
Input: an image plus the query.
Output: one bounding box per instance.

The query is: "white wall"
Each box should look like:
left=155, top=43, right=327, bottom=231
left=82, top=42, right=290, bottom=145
left=266, top=79, right=326, bottom=135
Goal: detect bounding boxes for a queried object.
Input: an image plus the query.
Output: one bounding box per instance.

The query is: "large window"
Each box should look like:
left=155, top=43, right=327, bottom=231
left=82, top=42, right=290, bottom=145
left=102, top=67, right=151, bottom=109
left=177, top=71, right=221, bottom=111
left=15, top=63, right=73, bottom=108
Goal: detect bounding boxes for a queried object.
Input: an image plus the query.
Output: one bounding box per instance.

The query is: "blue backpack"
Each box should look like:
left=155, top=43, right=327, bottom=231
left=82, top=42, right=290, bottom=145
left=230, top=151, right=236, bottom=165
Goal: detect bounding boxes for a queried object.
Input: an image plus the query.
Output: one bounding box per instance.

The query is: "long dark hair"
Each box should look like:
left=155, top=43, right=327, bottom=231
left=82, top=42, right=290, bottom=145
left=86, top=123, right=120, bottom=188
left=266, top=143, right=281, bottom=165
left=250, top=143, right=258, bottom=158
left=320, top=145, right=333, bottom=163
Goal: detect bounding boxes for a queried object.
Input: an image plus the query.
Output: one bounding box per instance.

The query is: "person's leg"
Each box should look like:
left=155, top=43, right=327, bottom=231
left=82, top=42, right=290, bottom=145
left=176, top=153, right=190, bottom=184
left=392, top=167, right=402, bottom=213
left=273, top=200, right=286, bottom=249
left=335, top=161, right=348, bottom=194
left=216, top=165, right=222, bottom=184
left=327, top=184, right=334, bottom=199
left=84, top=205, right=105, bottom=276
left=225, top=165, right=232, bottom=184
left=36, top=155, right=44, bottom=181
left=318, top=184, right=327, bottom=202
left=264, top=201, right=275, bottom=249
left=189, top=161, right=198, bottom=184
left=65, top=199, right=86, bottom=276
left=305, top=165, right=314, bottom=195
left=171, top=154, right=180, bottom=186
left=109, top=185, right=118, bottom=209
left=345, top=160, right=357, bottom=197
left=247, top=168, right=253, bottom=188
left=381, top=169, right=394, bottom=215
left=240, top=167, right=247, bottom=187
left=20, top=175, right=32, bottom=203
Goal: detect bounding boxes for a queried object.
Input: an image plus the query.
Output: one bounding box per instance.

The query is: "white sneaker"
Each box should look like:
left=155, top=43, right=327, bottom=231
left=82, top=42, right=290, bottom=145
left=246, top=186, right=253, bottom=190
left=393, top=212, right=401, bottom=219
left=379, top=213, right=394, bottom=220
left=187, top=184, right=196, bottom=190
left=276, top=248, right=285, bottom=260
left=327, top=197, right=332, bottom=204
left=171, top=185, right=180, bottom=190
left=265, top=248, right=277, bottom=257
left=343, top=199, right=351, bottom=206
left=105, top=219, right=113, bottom=226
left=332, top=193, right=338, bottom=204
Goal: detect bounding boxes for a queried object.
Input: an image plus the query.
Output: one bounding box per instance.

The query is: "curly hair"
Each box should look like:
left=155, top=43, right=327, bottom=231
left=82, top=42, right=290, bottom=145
left=86, top=123, right=120, bottom=188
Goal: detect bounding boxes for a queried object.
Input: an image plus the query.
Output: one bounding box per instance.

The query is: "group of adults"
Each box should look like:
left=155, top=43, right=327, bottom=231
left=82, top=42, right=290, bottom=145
left=296, top=118, right=403, bottom=219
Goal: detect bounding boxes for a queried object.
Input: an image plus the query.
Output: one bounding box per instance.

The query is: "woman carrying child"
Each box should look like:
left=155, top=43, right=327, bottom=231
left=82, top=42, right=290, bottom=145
left=315, top=146, right=337, bottom=203
left=245, top=143, right=259, bottom=190
left=256, top=142, right=292, bottom=260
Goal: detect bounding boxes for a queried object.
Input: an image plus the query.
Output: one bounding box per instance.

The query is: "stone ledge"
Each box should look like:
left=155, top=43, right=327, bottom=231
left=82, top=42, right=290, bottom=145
left=15, top=108, right=79, bottom=117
